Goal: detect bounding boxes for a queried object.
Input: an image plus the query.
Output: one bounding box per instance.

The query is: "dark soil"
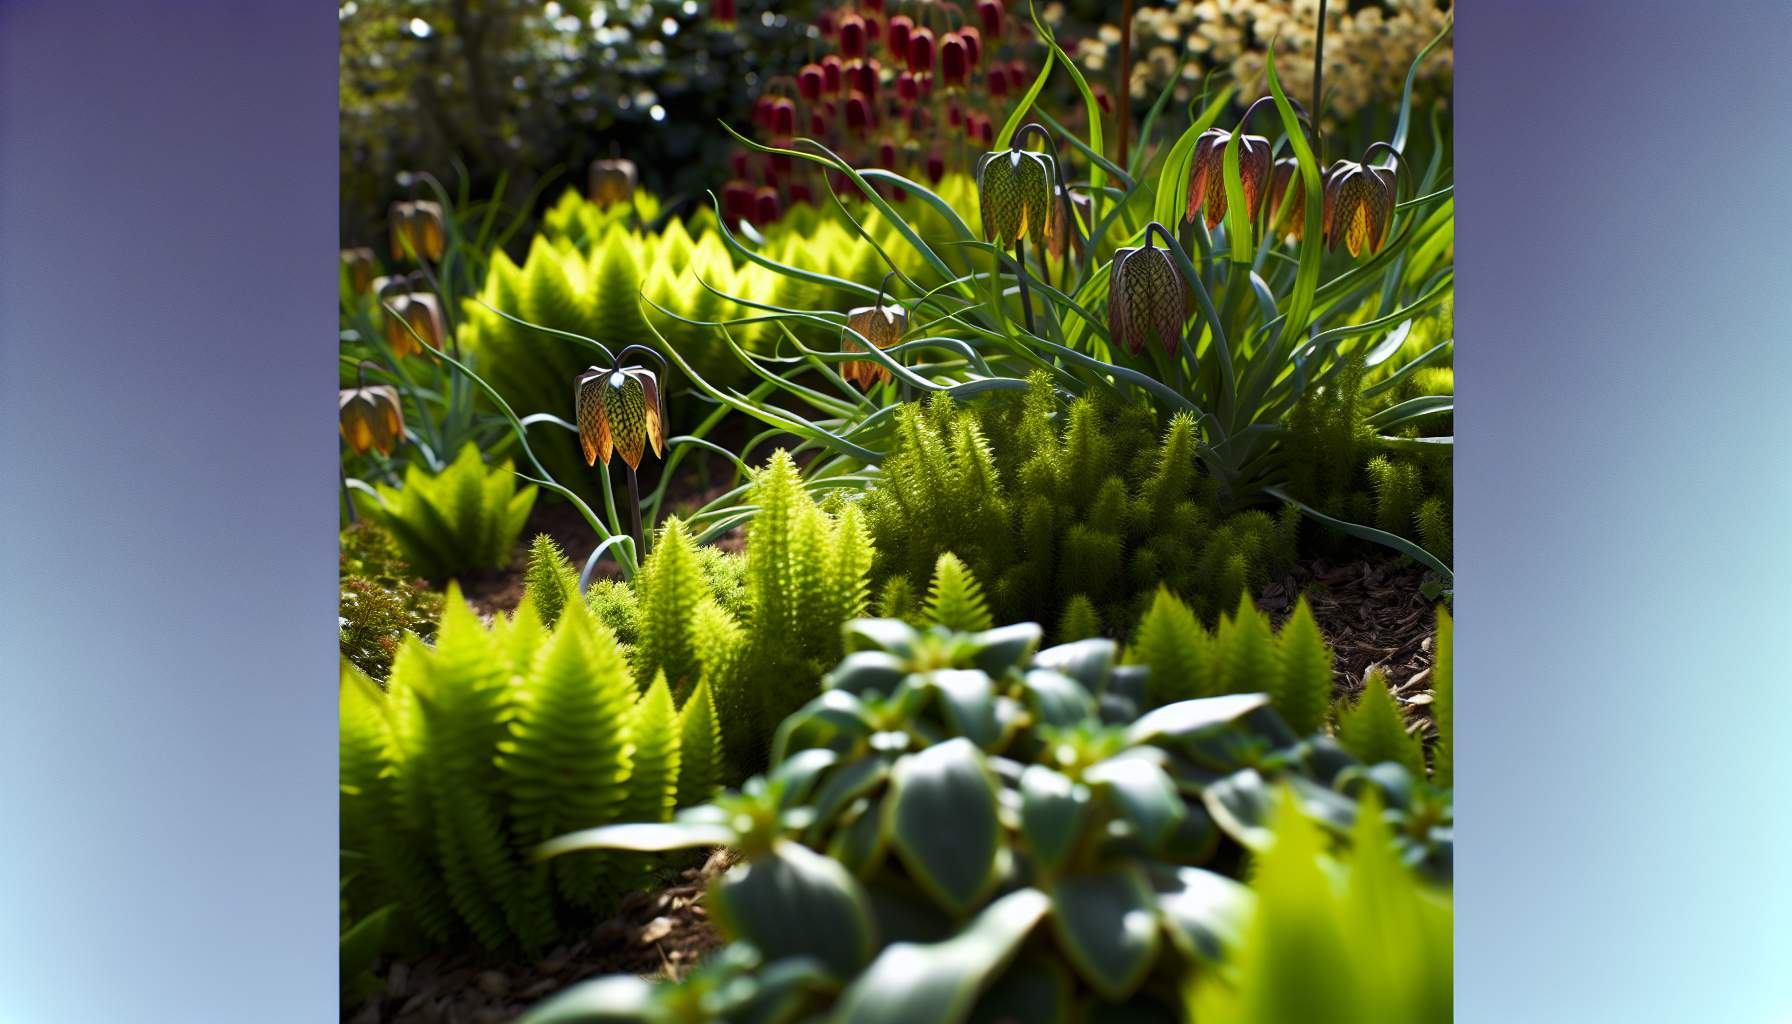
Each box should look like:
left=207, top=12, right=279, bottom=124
left=346, top=851, right=733, bottom=1024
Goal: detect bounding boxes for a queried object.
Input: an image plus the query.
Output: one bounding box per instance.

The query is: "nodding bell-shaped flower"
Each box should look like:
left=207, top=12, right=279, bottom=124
left=821, top=55, right=844, bottom=93
left=383, top=292, right=444, bottom=359
left=798, top=63, right=825, bottom=102
left=977, top=0, right=1004, bottom=37
left=588, top=158, right=638, bottom=208
left=838, top=13, right=867, bottom=58
left=712, top=0, right=736, bottom=25
left=339, top=383, right=405, bottom=456
left=940, top=32, right=970, bottom=87
left=389, top=199, right=445, bottom=262
left=887, top=16, right=913, bottom=61
left=1267, top=157, right=1306, bottom=243
left=907, top=26, right=935, bottom=74
left=340, top=247, right=377, bottom=294
left=1323, top=151, right=1398, bottom=257
left=1107, top=224, right=1188, bottom=356
left=976, top=133, right=1059, bottom=252
left=1183, top=127, right=1271, bottom=231
left=1047, top=185, right=1090, bottom=262
left=841, top=278, right=907, bottom=389
left=576, top=363, right=664, bottom=471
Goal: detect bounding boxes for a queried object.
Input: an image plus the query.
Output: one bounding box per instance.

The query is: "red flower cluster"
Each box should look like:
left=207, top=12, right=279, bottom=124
left=720, top=0, right=1033, bottom=226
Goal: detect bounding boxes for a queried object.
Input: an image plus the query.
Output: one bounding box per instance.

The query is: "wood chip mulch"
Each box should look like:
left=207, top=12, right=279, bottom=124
left=346, top=849, right=734, bottom=1024
left=1257, top=557, right=1448, bottom=739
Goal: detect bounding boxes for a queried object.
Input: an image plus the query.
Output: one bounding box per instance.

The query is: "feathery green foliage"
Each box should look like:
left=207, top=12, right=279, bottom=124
left=522, top=534, right=581, bottom=629
left=1337, top=669, right=1426, bottom=776
left=1055, top=594, right=1102, bottom=642
left=1124, top=589, right=1336, bottom=729
left=1185, top=789, right=1452, bottom=1023
left=860, top=377, right=1298, bottom=639
left=924, top=552, right=994, bottom=632
left=339, top=521, right=442, bottom=680
left=339, top=586, right=722, bottom=953
left=675, top=678, right=724, bottom=809
left=1433, top=606, right=1453, bottom=787
left=632, top=517, right=707, bottom=696
left=355, top=442, right=536, bottom=581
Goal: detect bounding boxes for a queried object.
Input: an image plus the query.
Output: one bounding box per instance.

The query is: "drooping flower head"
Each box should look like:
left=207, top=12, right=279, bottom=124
left=382, top=292, right=444, bottom=359
left=975, top=124, right=1061, bottom=252
left=588, top=158, right=639, bottom=208
left=1183, top=127, right=1272, bottom=231
left=1107, top=223, right=1189, bottom=356
left=1267, top=157, right=1306, bottom=244
left=840, top=274, right=907, bottom=389
left=1323, top=144, right=1401, bottom=257
left=340, top=248, right=377, bottom=294
left=388, top=199, right=445, bottom=262
left=576, top=350, right=666, bottom=471
left=339, top=368, right=404, bottom=456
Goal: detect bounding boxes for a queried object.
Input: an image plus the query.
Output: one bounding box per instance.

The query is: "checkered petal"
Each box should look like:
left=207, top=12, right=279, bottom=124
left=977, top=152, right=1023, bottom=247
left=576, top=368, right=613, bottom=466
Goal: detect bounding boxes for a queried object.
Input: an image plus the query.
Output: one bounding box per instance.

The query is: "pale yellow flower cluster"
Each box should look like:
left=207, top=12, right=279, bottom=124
left=1118, top=0, right=1453, bottom=121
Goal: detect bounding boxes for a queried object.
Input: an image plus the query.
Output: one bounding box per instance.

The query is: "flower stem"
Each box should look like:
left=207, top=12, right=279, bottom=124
left=626, top=464, right=646, bottom=560
left=1014, top=240, right=1037, bottom=336
left=1312, top=0, right=1327, bottom=159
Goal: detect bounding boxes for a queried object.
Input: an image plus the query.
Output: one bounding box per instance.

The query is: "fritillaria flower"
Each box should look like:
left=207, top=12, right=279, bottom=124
left=712, top=0, right=736, bottom=25
left=1048, top=185, right=1090, bottom=262
left=798, top=63, right=825, bottom=101
left=1323, top=153, right=1398, bottom=257
left=940, top=32, right=969, bottom=87
left=907, top=26, right=935, bottom=74
left=839, top=13, right=867, bottom=58
left=1267, top=157, right=1306, bottom=243
left=576, top=364, right=665, bottom=472
left=977, top=0, right=1003, bottom=37
left=975, top=145, right=1058, bottom=253
left=1107, top=224, right=1188, bottom=356
left=888, top=16, right=913, bottom=60
left=388, top=199, right=445, bottom=262
left=588, top=158, right=638, bottom=208
left=383, top=292, right=444, bottom=359
left=841, top=297, right=907, bottom=389
left=1183, top=127, right=1271, bottom=231
left=340, top=247, right=376, bottom=294
left=339, top=383, right=404, bottom=456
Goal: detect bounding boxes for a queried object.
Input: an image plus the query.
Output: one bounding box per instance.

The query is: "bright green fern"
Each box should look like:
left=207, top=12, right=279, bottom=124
left=1336, top=669, right=1426, bottom=776
left=355, top=442, right=536, bottom=581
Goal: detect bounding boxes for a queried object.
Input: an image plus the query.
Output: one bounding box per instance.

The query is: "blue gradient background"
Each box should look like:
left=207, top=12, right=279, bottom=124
left=2, top=1, right=1790, bottom=1022
left=0, top=2, right=336, bottom=1022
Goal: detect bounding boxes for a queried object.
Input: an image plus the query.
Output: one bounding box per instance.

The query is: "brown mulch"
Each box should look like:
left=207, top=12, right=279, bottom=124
left=1258, top=557, right=1446, bottom=737
left=346, top=850, right=734, bottom=1024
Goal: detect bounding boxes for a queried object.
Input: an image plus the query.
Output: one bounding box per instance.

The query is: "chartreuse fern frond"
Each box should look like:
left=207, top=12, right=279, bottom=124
left=1216, top=593, right=1280, bottom=700
left=925, top=552, right=993, bottom=632
left=1415, top=496, right=1451, bottom=565
left=633, top=517, right=707, bottom=697
left=1272, top=598, right=1333, bottom=737
left=1055, top=594, right=1102, bottom=642
left=1433, top=606, right=1453, bottom=786
left=340, top=586, right=693, bottom=954
left=1128, top=587, right=1214, bottom=706
left=356, top=443, right=536, bottom=582
left=1337, top=669, right=1425, bottom=776
left=522, top=535, right=581, bottom=629
left=675, top=677, right=724, bottom=809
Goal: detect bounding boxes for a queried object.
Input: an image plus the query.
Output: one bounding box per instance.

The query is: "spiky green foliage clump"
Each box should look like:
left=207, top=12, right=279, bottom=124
left=508, top=451, right=873, bottom=781
left=1336, top=669, right=1426, bottom=776
left=354, top=442, right=536, bottom=581
left=1433, top=606, right=1453, bottom=787
left=1125, top=588, right=1333, bottom=734
left=522, top=534, right=581, bottom=629
left=339, top=521, right=443, bottom=680
left=1283, top=301, right=1453, bottom=566
left=859, top=376, right=1299, bottom=642
left=1185, top=789, right=1452, bottom=1024
left=338, top=587, right=724, bottom=954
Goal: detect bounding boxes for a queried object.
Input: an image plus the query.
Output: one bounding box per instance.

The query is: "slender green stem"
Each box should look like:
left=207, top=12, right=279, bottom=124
left=1313, top=0, right=1328, bottom=159
left=1014, top=239, right=1037, bottom=336
left=627, top=465, right=645, bottom=560
left=340, top=458, right=357, bottom=525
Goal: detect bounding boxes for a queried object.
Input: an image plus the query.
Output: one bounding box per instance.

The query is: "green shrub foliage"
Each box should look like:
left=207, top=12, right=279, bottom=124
left=1336, top=669, right=1426, bottom=776
left=339, top=521, right=443, bottom=680
left=858, top=376, right=1299, bottom=640
left=522, top=534, right=581, bottom=629
left=337, top=586, right=724, bottom=953
left=1433, top=605, right=1454, bottom=787
left=522, top=617, right=1452, bottom=1023
left=1124, top=588, right=1333, bottom=736
left=354, top=442, right=537, bottom=581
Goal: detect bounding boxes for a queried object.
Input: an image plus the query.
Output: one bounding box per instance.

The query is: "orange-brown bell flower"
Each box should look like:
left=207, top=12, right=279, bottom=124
left=383, top=292, right=444, bottom=359
left=1267, top=157, right=1306, bottom=244
left=841, top=310, right=906, bottom=389
left=339, top=383, right=404, bottom=456
left=576, top=362, right=665, bottom=471
left=1323, top=147, right=1399, bottom=257
left=1107, top=222, right=1188, bottom=355
left=340, top=247, right=377, bottom=294
left=388, top=199, right=445, bottom=262
left=1184, top=127, right=1271, bottom=231
left=588, top=158, right=639, bottom=208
